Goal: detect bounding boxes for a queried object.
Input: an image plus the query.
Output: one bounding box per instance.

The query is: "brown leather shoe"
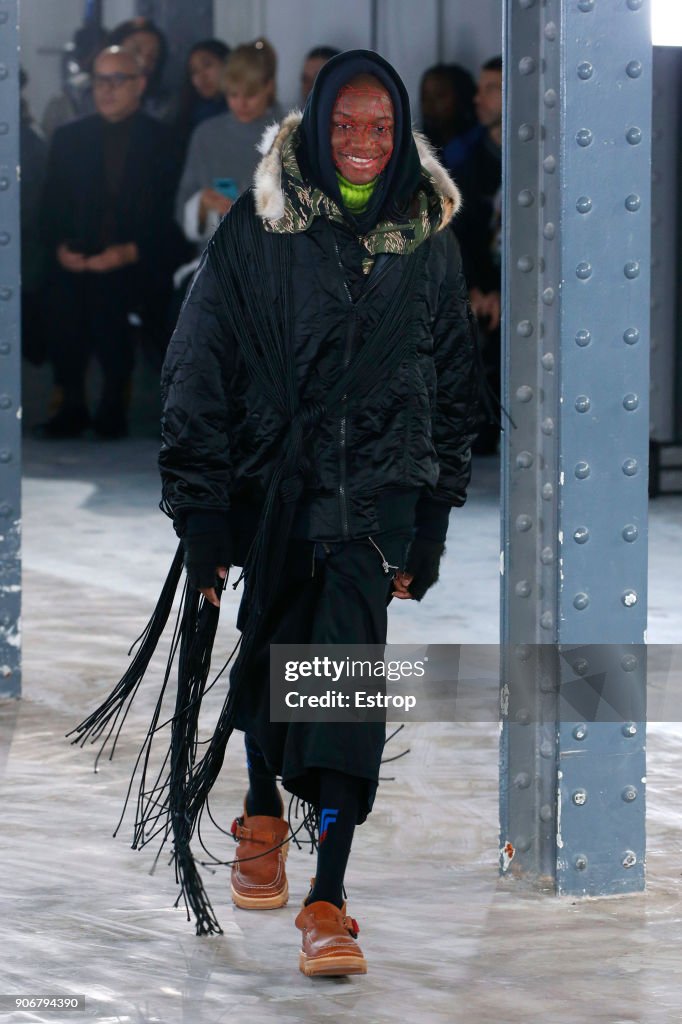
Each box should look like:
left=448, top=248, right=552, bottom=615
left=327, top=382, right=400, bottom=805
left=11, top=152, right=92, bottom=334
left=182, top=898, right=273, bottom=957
left=230, top=797, right=289, bottom=910
left=295, top=900, right=367, bottom=977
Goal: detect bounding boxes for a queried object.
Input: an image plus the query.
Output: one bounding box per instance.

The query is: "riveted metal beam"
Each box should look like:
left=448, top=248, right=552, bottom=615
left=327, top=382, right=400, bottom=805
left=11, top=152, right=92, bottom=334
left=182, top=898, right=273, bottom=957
left=0, top=0, right=21, bottom=698
left=500, top=0, right=650, bottom=896
left=650, top=49, right=681, bottom=443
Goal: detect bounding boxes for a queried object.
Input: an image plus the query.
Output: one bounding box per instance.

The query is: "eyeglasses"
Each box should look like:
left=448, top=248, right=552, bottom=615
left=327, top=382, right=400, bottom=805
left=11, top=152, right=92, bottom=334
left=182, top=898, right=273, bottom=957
left=92, top=72, right=140, bottom=90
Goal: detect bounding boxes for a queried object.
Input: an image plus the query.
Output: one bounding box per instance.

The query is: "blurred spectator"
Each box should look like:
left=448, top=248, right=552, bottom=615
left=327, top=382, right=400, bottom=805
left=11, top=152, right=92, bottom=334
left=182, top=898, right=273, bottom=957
left=39, top=47, right=185, bottom=439
left=20, top=68, right=48, bottom=366
left=109, top=17, right=173, bottom=122
left=420, top=63, right=480, bottom=171
left=450, top=55, right=502, bottom=455
left=301, top=45, right=340, bottom=103
left=175, top=39, right=231, bottom=151
left=42, top=22, right=108, bottom=141
left=175, top=38, right=282, bottom=248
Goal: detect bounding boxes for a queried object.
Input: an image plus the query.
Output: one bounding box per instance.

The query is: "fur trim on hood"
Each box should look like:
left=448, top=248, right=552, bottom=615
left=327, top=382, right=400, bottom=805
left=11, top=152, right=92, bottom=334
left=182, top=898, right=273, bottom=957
left=253, top=110, right=462, bottom=231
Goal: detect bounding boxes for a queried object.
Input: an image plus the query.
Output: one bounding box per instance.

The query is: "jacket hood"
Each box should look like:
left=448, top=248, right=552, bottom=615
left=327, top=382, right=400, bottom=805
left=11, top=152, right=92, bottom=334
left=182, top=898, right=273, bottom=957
left=297, top=49, right=421, bottom=232
left=253, top=109, right=462, bottom=234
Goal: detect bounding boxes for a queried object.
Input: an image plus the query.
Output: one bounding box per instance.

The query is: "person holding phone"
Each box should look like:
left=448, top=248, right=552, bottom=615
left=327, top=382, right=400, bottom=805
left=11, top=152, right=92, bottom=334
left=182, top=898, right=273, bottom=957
left=175, top=38, right=282, bottom=245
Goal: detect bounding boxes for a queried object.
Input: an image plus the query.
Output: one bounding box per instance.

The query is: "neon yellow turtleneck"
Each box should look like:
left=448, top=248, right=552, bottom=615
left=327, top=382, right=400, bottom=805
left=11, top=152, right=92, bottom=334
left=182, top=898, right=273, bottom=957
left=336, top=171, right=378, bottom=213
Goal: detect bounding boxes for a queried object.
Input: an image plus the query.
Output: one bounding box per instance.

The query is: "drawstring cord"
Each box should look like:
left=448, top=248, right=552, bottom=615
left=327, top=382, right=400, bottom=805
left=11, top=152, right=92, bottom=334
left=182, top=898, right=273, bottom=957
left=367, top=535, right=400, bottom=575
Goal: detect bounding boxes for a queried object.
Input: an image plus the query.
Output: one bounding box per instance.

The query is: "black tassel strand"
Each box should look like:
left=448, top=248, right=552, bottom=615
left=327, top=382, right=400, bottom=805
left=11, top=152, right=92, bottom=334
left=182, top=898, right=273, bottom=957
left=66, top=544, right=185, bottom=762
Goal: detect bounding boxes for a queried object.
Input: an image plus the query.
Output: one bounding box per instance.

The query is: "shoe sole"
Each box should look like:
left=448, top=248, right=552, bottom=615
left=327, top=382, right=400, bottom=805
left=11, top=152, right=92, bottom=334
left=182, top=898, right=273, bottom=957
left=298, top=951, right=368, bottom=977
left=231, top=879, right=289, bottom=910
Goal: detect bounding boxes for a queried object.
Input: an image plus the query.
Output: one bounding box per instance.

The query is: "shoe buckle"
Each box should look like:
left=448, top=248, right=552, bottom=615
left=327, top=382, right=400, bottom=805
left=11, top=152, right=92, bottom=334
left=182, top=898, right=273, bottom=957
left=230, top=816, right=243, bottom=841
left=345, top=916, right=360, bottom=939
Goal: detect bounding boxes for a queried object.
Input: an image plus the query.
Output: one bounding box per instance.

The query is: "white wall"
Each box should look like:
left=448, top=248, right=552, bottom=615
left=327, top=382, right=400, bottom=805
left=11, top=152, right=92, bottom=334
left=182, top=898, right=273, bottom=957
left=20, top=0, right=135, bottom=127
left=264, top=0, right=372, bottom=109
left=21, top=0, right=501, bottom=127
left=443, top=0, right=502, bottom=70
left=376, top=0, right=441, bottom=117
left=214, top=0, right=502, bottom=116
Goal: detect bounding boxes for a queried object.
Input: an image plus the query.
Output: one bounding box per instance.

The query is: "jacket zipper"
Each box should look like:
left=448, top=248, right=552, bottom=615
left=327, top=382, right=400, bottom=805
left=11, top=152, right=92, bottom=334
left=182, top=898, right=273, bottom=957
left=332, top=242, right=398, bottom=541
left=359, top=254, right=396, bottom=304
left=334, top=238, right=354, bottom=541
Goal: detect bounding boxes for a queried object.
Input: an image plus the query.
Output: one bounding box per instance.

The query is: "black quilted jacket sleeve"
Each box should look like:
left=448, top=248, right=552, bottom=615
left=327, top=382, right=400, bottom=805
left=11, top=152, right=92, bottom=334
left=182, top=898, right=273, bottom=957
left=158, top=249, right=236, bottom=519
left=429, top=229, right=481, bottom=507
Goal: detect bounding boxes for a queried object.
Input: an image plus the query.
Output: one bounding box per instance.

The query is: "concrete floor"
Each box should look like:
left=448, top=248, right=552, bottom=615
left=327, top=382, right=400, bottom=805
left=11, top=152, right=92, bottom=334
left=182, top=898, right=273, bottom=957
left=1, top=437, right=681, bottom=1023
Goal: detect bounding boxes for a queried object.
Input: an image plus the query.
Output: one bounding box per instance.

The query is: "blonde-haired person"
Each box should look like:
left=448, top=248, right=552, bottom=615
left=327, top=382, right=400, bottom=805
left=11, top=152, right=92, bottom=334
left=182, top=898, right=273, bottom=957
left=175, top=38, right=281, bottom=245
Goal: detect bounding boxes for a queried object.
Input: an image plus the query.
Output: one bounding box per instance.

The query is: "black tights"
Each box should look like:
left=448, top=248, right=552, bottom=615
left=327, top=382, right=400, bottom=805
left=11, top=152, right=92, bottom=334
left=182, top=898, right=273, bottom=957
left=244, top=732, right=281, bottom=817
left=244, top=733, right=361, bottom=909
left=306, top=767, right=361, bottom=910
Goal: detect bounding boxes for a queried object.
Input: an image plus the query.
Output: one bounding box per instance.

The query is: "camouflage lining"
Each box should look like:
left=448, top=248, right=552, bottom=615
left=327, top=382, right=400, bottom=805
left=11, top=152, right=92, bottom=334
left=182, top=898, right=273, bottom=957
left=262, top=126, right=443, bottom=271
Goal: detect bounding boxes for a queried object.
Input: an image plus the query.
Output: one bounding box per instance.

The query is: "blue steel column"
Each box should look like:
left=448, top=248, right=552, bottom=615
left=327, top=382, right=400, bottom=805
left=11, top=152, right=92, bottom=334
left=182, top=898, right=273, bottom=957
left=650, top=48, right=682, bottom=443
left=500, top=0, right=650, bottom=895
left=0, top=0, right=20, bottom=700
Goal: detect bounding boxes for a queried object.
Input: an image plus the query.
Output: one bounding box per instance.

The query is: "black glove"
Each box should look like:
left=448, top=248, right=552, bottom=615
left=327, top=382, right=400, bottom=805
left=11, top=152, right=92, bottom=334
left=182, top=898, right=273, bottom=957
left=405, top=535, right=445, bottom=601
left=404, top=495, right=451, bottom=601
left=176, top=510, right=232, bottom=592
left=414, top=495, right=451, bottom=544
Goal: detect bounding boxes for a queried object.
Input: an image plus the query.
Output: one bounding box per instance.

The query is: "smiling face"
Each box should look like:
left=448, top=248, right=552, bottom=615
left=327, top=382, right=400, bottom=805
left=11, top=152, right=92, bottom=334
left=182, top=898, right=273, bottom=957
left=330, top=75, right=395, bottom=185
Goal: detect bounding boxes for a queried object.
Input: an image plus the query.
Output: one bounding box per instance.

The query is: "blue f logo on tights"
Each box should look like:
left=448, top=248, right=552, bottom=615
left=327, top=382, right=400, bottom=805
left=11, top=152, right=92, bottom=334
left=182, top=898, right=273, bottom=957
left=319, top=808, right=339, bottom=843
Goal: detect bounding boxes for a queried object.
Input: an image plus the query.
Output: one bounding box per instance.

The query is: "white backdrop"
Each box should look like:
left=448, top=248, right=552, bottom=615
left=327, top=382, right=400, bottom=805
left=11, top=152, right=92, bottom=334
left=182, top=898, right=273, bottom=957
left=20, top=0, right=502, bottom=129
left=213, top=0, right=502, bottom=116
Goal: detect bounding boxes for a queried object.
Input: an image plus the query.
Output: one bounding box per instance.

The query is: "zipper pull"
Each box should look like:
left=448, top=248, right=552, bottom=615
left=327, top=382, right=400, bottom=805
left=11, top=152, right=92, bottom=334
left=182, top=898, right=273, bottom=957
left=368, top=536, right=399, bottom=574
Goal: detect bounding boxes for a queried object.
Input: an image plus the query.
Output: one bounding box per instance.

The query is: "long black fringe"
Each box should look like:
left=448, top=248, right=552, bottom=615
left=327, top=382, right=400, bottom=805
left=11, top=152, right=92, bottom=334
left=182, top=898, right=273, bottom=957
left=68, top=556, right=409, bottom=934
left=67, top=543, right=185, bottom=770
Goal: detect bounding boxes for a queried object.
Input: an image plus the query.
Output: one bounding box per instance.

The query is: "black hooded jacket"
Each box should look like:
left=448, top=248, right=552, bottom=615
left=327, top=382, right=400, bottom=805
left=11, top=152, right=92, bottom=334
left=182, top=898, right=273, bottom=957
left=159, top=51, right=479, bottom=558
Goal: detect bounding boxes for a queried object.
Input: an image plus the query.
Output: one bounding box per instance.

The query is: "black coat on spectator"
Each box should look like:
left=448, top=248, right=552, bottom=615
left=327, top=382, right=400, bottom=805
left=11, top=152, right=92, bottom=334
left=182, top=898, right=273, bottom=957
left=449, top=133, right=501, bottom=294
left=41, top=111, right=185, bottom=312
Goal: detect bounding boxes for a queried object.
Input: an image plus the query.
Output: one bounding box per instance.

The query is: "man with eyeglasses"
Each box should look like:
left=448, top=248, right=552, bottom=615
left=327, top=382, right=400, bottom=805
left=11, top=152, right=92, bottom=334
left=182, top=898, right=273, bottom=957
left=40, top=46, right=185, bottom=438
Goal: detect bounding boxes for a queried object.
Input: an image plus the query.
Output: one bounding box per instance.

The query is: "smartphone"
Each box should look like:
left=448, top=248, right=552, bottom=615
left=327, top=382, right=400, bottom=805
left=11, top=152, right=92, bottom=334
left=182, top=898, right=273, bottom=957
left=212, top=177, right=239, bottom=201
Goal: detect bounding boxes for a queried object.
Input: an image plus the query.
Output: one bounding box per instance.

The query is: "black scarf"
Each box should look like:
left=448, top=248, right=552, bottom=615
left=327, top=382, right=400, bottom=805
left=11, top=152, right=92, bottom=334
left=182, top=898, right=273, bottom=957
left=298, top=49, right=423, bottom=233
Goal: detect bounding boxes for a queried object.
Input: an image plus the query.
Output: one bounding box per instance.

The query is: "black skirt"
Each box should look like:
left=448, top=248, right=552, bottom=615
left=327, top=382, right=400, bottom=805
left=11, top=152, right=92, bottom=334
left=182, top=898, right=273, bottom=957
left=231, top=527, right=413, bottom=824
